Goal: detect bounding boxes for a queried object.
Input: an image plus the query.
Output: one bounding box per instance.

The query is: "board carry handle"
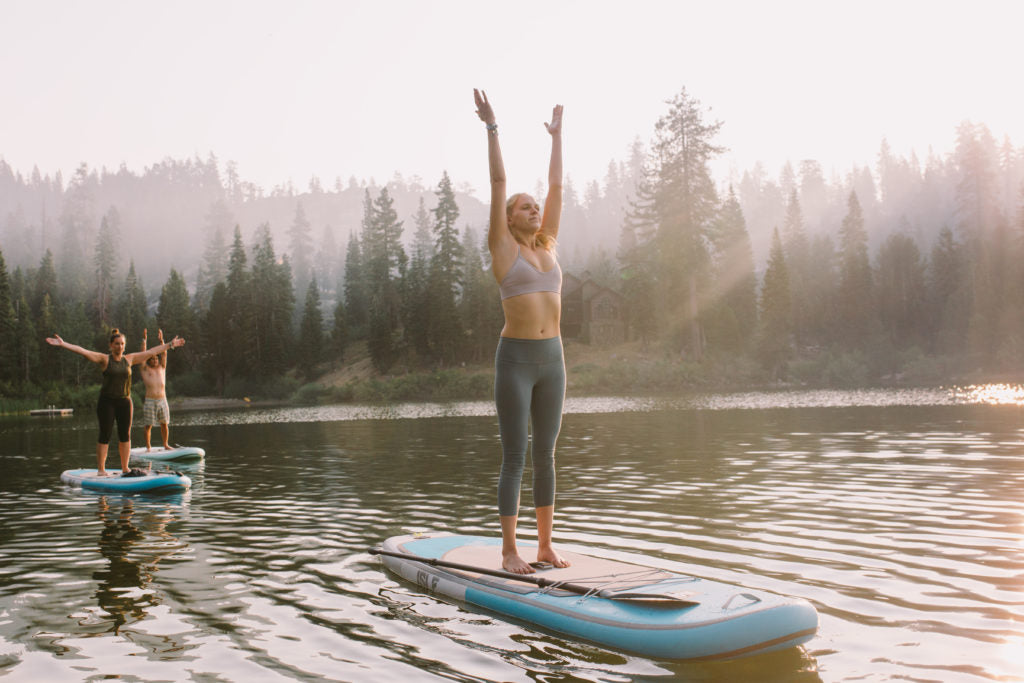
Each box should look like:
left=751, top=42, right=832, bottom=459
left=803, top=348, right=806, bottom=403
left=369, top=547, right=700, bottom=605
left=723, top=592, right=762, bottom=610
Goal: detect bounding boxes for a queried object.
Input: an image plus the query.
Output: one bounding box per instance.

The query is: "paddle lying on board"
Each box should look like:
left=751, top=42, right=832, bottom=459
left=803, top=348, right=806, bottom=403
left=369, top=547, right=700, bottom=605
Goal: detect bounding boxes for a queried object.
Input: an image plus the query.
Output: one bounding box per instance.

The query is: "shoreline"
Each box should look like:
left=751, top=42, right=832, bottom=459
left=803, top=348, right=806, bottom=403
left=168, top=397, right=275, bottom=412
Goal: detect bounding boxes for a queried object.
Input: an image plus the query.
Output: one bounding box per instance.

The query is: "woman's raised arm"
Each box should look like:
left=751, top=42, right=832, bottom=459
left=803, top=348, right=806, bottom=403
left=475, top=88, right=511, bottom=254
left=45, top=335, right=107, bottom=365
left=541, top=104, right=563, bottom=239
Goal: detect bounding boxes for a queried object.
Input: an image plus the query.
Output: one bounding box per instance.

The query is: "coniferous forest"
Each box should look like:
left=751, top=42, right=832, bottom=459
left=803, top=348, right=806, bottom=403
left=1, top=86, right=1023, bottom=409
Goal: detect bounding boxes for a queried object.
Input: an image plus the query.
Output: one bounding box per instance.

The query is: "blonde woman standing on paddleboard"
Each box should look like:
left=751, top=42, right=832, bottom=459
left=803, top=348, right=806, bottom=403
left=474, top=88, right=570, bottom=575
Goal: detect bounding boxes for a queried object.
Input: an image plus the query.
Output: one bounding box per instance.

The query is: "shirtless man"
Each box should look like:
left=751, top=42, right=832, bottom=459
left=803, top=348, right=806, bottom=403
left=140, top=328, right=173, bottom=451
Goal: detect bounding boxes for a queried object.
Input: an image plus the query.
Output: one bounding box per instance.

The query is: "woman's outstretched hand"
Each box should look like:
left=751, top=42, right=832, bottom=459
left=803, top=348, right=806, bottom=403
left=545, top=104, right=563, bottom=135
left=474, top=88, right=495, bottom=125
left=45, top=334, right=63, bottom=347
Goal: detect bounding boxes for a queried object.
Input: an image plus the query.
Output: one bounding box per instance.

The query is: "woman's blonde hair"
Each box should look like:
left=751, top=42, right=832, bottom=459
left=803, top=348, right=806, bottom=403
left=108, top=328, right=125, bottom=343
left=507, top=193, right=556, bottom=251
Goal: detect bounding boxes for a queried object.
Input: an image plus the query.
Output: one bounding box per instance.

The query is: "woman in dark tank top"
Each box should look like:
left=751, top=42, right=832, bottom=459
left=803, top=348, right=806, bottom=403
left=46, top=328, right=185, bottom=476
left=100, top=353, right=132, bottom=399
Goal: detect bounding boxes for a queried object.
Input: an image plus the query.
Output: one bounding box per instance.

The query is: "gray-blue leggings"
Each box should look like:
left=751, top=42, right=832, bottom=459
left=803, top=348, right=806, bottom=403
left=494, top=336, right=565, bottom=517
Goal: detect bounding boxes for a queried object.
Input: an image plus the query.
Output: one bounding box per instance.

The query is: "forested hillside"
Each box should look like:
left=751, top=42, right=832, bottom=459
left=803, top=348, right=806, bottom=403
left=1, top=86, right=1022, bottom=404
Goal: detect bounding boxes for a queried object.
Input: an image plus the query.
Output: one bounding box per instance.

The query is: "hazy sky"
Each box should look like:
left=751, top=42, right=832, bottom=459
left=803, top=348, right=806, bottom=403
left=2, top=0, right=1022, bottom=197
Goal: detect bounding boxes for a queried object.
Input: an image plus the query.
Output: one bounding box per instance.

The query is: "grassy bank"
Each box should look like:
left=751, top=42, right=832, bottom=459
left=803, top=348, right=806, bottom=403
left=286, top=341, right=1005, bottom=406
left=4, top=341, right=1011, bottom=415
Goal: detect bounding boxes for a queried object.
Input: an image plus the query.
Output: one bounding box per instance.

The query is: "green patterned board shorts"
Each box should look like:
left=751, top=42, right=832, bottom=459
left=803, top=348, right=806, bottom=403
left=143, top=398, right=170, bottom=426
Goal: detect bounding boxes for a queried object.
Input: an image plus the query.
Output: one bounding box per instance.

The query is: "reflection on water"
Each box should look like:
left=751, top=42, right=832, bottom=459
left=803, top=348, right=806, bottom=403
left=0, top=389, right=1023, bottom=681
left=93, top=495, right=182, bottom=635
left=173, top=383, right=1024, bottom=425
left=951, top=382, right=1024, bottom=406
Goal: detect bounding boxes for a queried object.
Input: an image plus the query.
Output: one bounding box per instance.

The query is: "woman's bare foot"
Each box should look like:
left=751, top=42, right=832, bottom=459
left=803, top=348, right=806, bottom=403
left=502, top=552, right=536, bottom=575
left=537, top=546, right=570, bottom=568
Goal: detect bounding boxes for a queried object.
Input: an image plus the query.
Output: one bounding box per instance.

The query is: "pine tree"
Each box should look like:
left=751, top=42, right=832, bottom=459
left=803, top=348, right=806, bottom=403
left=343, top=232, right=368, bottom=339
left=617, top=219, right=656, bottom=346
left=57, top=164, right=95, bottom=303
left=876, top=229, right=927, bottom=349
left=0, top=249, right=18, bottom=384
left=116, top=262, right=149, bottom=347
left=58, top=300, right=95, bottom=387
left=631, top=86, right=724, bottom=358
left=782, top=189, right=812, bottom=345
left=194, top=223, right=228, bottom=313
left=805, top=233, right=838, bottom=345
left=251, top=225, right=294, bottom=376
left=427, top=171, right=463, bottom=364
left=297, top=276, right=325, bottom=379
left=331, top=298, right=349, bottom=363
left=225, top=225, right=254, bottom=378
left=32, top=249, right=58, bottom=321
left=928, top=227, right=968, bottom=354
left=459, top=226, right=502, bottom=362
left=411, top=197, right=435, bottom=263
left=34, top=292, right=58, bottom=384
left=1, top=205, right=31, bottom=269
left=157, top=268, right=196, bottom=373
left=836, top=191, right=875, bottom=347
left=363, top=188, right=406, bottom=372
left=13, top=291, right=37, bottom=384
left=757, top=228, right=791, bottom=379
left=376, top=188, right=407, bottom=279
left=953, top=122, right=1003, bottom=364
left=288, top=202, right=314, bottom=320
left=708, top=186, right=757, bottom=352
left=955, top=121, right=1000, bottom=234
left=93, top=208, right=120, bottom=326
left=314, top=224, right=338, bottom=306
left=403, top=198, right=433, bottom=358
left=798, top=160, right=829, bottom=230
left=202, top=282, right=232, bottom=395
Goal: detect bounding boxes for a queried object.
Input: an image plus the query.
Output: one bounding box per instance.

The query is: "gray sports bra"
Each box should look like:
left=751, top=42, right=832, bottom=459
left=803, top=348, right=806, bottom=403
left=498, top=246, right=562, bottom=300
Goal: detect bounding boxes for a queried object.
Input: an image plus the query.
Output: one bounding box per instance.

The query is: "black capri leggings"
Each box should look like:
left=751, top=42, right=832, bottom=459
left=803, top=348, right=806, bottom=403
left=494, top=336, right=566, bottom=516
left=96, top=396, right=133, bottom=444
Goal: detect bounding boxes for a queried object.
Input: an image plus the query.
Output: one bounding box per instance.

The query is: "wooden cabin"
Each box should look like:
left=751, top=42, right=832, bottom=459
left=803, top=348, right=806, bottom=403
left=561, top=273, right=626, bottom=345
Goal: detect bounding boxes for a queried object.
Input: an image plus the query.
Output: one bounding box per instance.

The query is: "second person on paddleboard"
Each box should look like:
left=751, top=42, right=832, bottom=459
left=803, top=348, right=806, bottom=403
left=474, top=88, right=570, bottom=575
left=46, top=328, right=185, bottom=476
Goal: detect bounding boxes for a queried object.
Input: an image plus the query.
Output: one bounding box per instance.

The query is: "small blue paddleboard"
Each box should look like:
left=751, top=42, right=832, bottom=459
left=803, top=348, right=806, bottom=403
left=377, top=532, right=818, bottom=660
left=60, top=468, right=191, bottom=493
left=130, top=445, right=205, bottom=461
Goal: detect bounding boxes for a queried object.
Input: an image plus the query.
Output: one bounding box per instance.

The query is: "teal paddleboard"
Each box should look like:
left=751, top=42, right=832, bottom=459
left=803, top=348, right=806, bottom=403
left=377, top=532, right=817, bottom=660
left=130, top=445, right=205, bottom=461
left=61, top=468, right=191, bottom=493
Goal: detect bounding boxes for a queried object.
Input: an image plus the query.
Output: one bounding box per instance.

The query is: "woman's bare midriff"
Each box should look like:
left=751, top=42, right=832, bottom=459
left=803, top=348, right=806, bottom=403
left=500, top=292, right=561, bottom=339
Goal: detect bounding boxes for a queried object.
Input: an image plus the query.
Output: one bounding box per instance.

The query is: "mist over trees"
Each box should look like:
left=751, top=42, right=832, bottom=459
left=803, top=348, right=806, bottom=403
left=1, top=88, right=1023, bottom=402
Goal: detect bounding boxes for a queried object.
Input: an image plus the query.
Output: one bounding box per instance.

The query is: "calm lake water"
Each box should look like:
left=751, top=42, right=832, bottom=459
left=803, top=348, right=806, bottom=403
left=1, top=386, right=1023, bottom=682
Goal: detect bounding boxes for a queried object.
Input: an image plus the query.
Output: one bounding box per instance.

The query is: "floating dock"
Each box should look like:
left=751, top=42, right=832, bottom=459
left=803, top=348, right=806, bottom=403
left=29, top=407, right=74, bottom=417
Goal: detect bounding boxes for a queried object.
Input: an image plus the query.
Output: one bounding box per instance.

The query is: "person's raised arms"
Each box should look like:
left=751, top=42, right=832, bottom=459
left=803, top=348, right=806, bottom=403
left=475, top=88, right=513, bottom=257
left=128, top=335, right=184, bottom=366
left=158, top=329, right=167, bottom=368
left=45, top=334, right=108, bottom=365
left=541, top=104, right=563, bottom=240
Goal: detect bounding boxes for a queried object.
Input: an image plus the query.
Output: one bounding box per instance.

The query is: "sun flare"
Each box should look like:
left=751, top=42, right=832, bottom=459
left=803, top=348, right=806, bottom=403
left=952, top=383, right=1024, bottom=406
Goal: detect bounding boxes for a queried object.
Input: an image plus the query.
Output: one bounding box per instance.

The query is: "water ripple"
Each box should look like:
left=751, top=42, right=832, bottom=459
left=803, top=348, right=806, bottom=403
left=2, top=399, right=1023, bottom=681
